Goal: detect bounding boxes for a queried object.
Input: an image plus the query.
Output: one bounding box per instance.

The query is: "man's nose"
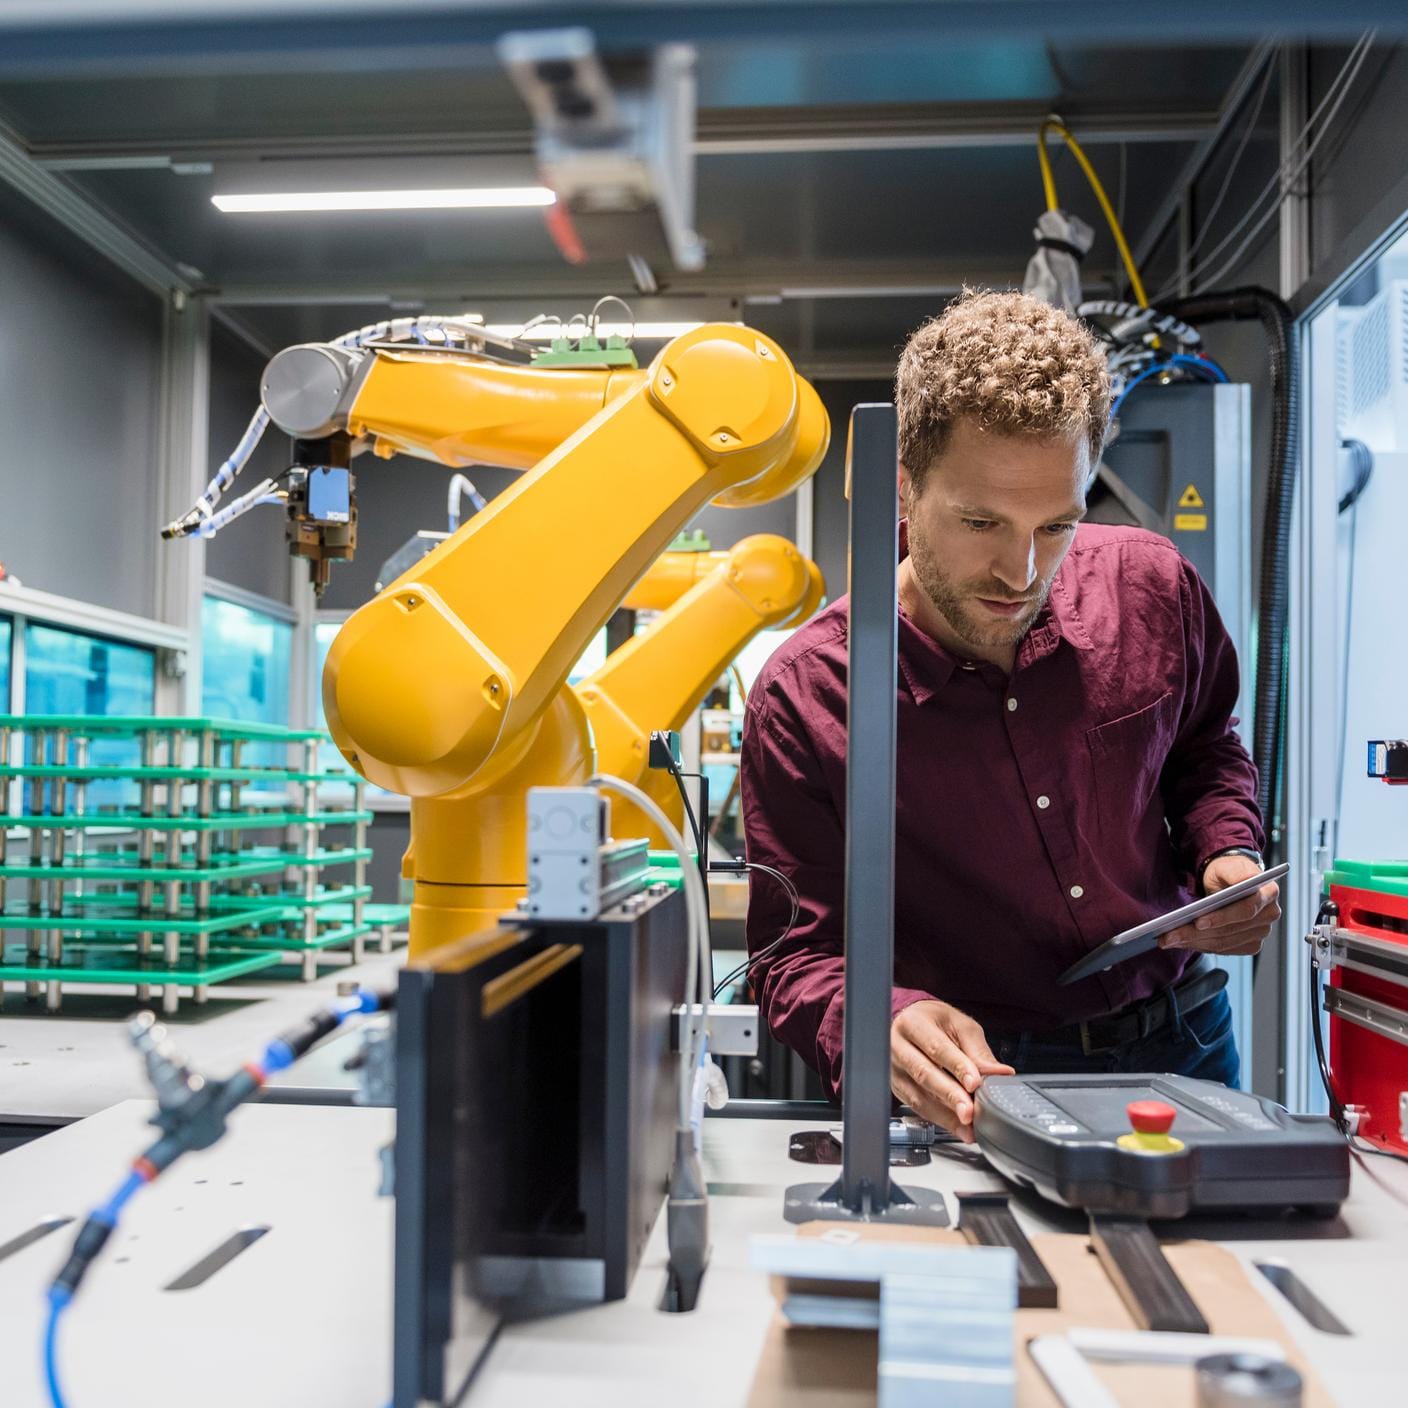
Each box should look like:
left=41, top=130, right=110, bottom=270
left=989, top=536, right=1037, bottom=594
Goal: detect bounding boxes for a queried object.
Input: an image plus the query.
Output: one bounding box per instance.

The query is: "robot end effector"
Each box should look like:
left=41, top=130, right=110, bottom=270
left=262, top=343, right=370, bottom=597
left=158, top=338, right=369, bottom=597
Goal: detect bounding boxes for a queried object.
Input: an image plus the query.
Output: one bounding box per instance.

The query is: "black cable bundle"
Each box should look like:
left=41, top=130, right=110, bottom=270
left=1163, top=288, right=1298, bottom=848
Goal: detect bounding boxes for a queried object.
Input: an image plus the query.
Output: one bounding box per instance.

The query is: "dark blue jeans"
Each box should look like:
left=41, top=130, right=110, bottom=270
left=988, top=989, right=1241, bottom=1087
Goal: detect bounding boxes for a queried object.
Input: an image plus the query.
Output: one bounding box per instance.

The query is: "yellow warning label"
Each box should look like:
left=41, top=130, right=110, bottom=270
left=1174, top=512, right=1208, bottom=532
left=1178, top=483, right=1206, bottom=509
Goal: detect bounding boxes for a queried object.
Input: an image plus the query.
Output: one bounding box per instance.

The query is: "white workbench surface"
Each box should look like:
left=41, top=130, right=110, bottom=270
left=0, top=955, right=405, bottom=1124
left=0, top=1100, right=1404, bottom=1407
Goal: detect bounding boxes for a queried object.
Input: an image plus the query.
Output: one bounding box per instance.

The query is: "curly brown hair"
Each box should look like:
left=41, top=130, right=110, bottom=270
left=895, top=288, right=1110, bottom=484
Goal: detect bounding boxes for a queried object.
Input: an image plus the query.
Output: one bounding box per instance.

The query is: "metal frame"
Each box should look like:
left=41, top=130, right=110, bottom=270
left=0, top=2, right=1403, bottom=64
left=0, top=583, right=187, bottom=655
left=1250, top=48, right=1318, bottom=1106
left=1281, top=306, right=1343, bottom=1112
left=0, top=106, right=225, bottom=724
left=1212, top=381, right=1257, bottom=1076
left=27, top=103, right=1222, bottom=169
left=0, top=117, right=193, bottom=298
left=154, top=294, right=211, bottom=715
left=204, top=576, right=299, bottom=625
left=783, top=403, right=945, bottom=1228
left=0, top=591, right=185, bottom=818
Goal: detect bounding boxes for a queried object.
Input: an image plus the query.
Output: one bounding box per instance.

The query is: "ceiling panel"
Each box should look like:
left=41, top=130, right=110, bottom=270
left=0, top=20, right=1258, bottom=367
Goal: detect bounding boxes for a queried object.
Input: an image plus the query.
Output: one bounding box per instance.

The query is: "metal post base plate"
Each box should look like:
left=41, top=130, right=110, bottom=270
left=783, top=1178, right=950, bottom=1227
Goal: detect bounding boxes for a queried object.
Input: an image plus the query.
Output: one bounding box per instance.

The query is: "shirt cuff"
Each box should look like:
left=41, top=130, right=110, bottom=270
left=816, top=986, right=936, bottom=1103
left=891, top=986, right=936, bottom=1022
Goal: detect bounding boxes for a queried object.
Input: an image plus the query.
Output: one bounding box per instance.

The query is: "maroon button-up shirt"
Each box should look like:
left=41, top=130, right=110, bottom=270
left=740, top=524, right=1263, bottom=1101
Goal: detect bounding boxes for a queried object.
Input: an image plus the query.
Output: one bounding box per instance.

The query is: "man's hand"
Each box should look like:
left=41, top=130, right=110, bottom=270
left=1158, top=853, right=1281, bottom=957
left=891, top=1000, right=1015, bottom=1143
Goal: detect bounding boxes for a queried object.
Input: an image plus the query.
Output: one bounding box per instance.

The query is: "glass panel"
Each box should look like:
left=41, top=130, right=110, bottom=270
left=0, top=614, right=11, bottom=709
left=1298, top=215, right=1408, bottom=1113
left=202, top=596, right=293, bottom=769
left=201, top=597, right=292, bottom=727
left=1324, top=229, right=1408, bottom=862
left=312, top=620, right=344, bottom=776
left=23, top=622, right=157, bottom=809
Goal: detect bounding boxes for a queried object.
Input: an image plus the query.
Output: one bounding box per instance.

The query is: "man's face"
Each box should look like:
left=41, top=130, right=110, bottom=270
left=901, top=417, right=1090, bottom=651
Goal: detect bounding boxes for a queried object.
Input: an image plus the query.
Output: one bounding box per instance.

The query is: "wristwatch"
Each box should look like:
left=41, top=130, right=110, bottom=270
left=1200, top=846, right=1265, bottom=889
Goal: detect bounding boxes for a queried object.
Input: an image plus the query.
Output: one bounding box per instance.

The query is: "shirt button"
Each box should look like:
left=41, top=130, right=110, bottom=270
left=1036, top=795, right=1050, bottom=809
left=1070, top=885, right=1085, bottom=899
left=1006, top=698, right=1018, bottom=712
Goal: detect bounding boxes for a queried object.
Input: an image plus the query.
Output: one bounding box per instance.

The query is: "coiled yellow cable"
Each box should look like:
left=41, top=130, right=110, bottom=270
left=1037, top=117, right=1149, bottom=309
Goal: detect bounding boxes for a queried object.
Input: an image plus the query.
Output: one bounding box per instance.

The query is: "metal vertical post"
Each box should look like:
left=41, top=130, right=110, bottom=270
left=194, top=728, right=215, bottom=979
left=136, top=729, right=156, bottom=1004
left=301, top=735, right=319, bottom=980
left=1260, top=39, right=1311, bottom=1105
left=162, top=729, right=185, bottom=1005
left=784, top=404, right=946, bottom=1227
left=72, top=734, right=89, bottom=905
left=26, top=726, right=45, bottom=1000
left=154, top=294, right=209, bottom=715
left=0, top=722, right=9, bottom=919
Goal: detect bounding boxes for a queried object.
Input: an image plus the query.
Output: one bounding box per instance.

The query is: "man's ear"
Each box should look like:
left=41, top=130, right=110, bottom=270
left=897, top=460, right=912, bottom=513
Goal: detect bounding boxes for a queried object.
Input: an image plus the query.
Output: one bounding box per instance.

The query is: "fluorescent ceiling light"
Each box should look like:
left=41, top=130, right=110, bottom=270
left=211, top=187, right=555, bottom=214
left=485, top=320, right=716, bottom=341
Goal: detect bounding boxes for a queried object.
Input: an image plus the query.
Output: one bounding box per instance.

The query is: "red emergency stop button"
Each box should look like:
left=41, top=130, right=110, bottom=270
left=1127, top=1100, right=1177, bottom=1134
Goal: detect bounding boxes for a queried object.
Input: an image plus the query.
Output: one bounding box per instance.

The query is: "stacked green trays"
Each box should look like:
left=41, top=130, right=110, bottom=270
left=0, top=715, right=374, bottom=1013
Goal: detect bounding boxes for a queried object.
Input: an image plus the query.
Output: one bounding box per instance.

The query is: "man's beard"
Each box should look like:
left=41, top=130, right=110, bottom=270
left=907, top=523, right=1050, bottom=648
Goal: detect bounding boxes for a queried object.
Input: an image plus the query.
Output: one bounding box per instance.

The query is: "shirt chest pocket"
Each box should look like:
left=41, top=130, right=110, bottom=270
left=1085, top=691, right=1177, bottom=838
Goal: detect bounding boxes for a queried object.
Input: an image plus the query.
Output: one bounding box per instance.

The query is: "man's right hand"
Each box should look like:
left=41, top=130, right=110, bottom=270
left=891, top=999, right=1015, bottom=1143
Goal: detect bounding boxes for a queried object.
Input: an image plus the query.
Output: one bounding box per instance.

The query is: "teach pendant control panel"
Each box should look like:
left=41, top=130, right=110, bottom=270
left=973, top=1073, right=1348, bottom=1219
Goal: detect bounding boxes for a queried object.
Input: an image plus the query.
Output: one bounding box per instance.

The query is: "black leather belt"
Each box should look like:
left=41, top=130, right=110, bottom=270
left=1077, top=962, right=1228, bottom=1055
left=1010, top=962, right=1229, bottom=1056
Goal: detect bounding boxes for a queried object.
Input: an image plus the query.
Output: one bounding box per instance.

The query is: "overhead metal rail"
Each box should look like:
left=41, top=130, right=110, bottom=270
left=28, top=102, right=1222, bottom=171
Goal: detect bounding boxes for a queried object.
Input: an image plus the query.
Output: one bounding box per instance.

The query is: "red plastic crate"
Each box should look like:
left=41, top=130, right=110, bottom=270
left=1327, top=875, right=1408, bottom=1155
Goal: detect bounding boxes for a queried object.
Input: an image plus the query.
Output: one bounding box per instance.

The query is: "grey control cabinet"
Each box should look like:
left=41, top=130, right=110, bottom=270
left=1095, top=382, right=1252, bottom=735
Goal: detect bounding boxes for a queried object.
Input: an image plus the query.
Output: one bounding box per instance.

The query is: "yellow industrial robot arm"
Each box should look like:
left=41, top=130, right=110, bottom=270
left=255, top=324, right=829, bottom=951
left=578, top=533, right=823, bottom=845
left=302, top=326, right=827, bottom=798
left=577, top=532, right=823, bottom=796
left=621, top=542, right=728, bottom=611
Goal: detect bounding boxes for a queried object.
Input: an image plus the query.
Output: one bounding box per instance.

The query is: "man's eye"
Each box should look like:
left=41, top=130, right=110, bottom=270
left=1044, top=523, right=1078, bottom=536
left=962, top=519, right=996, bottom=532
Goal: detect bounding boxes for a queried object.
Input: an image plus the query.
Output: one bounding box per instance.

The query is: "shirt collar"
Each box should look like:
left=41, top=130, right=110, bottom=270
left=895, top=531, right=1095, bottom=704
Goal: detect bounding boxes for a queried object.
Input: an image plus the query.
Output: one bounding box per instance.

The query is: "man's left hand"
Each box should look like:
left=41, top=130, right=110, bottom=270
left=1158, top=853, right=1281, bottom=957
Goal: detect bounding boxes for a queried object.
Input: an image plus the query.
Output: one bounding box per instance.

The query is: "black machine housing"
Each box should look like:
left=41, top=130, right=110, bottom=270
left=974, top=1073, right=1350, bottom=1220
left=393, top=886, right=688, bottom=1408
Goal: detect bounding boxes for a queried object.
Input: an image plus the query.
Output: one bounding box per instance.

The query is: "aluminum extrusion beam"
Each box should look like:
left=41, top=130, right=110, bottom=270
left=0, top=119, right=191, bottom=296
left=27, top=103, right=1219, bottom=169
left=0, top=5, right=1398, bottom=80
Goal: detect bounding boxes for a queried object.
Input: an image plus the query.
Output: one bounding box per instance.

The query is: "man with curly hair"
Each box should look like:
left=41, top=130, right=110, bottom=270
left=741, top=289, right=1277, bottom=1140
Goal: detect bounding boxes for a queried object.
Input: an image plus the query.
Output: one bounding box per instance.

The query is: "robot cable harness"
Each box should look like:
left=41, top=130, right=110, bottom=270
left=591, top=772, right=718, bottom=1313
left=42, top=985, right=396, bottom=1408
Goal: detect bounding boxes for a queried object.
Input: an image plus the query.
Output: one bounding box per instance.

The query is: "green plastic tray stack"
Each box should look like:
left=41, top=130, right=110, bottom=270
left=0, top=715, right=376, bottom=1014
